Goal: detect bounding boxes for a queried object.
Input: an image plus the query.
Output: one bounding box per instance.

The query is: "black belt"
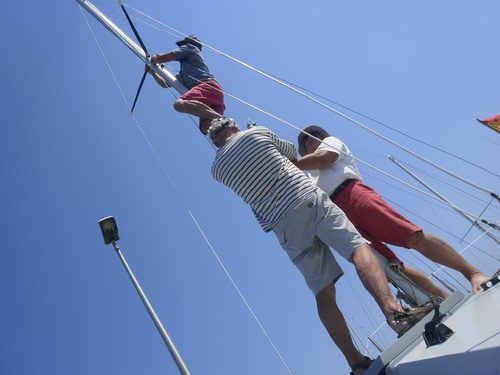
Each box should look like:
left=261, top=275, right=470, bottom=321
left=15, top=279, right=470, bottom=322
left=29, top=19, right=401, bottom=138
left=329, top=179, right=356, bottom=201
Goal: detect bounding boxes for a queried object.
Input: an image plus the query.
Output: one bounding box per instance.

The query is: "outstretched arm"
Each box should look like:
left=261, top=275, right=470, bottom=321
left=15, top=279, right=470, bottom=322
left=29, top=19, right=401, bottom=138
left=146, top=52, right=177, bottom=88
left=150, top=52, right=177, bottom=64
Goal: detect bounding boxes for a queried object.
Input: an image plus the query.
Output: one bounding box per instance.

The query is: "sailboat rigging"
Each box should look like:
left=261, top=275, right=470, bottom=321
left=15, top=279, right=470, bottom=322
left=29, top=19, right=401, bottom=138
left=76, top=1, right=499, bottom=374
left=77, top=0, right=187, bottom=96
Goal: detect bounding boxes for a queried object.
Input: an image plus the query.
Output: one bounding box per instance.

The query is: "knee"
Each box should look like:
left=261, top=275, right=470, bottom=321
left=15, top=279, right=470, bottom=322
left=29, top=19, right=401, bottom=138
left=173, top=99, right=187, bottom=113
left=200, top=118, right=212, bottom=134
left=316, top=282, right=336, bottom=303
left=349, top=243, right=370, bottom=264
left=407, top=231, right=425, bottom=249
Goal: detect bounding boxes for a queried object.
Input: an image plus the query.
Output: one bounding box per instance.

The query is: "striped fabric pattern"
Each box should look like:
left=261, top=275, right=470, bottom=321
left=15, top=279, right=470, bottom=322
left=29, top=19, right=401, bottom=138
left=212, top=127, right=315, bottom=232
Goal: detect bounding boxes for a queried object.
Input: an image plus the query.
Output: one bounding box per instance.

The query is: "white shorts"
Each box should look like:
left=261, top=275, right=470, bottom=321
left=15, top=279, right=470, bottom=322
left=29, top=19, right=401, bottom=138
left=272, top=188, right=368, bottom=295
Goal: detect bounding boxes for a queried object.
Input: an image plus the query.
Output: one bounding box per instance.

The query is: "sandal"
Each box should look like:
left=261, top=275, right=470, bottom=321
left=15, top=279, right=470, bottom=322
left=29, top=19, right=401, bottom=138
left=350, top=356, right=374, bottom=375
left=387, top=302, right=436, bottom=338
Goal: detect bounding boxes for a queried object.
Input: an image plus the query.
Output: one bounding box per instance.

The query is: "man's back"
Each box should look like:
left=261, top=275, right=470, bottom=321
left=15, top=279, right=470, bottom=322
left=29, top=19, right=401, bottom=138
left=172, top=44, right=215, bottom=89
left=212, top=126, right=314, bottom=232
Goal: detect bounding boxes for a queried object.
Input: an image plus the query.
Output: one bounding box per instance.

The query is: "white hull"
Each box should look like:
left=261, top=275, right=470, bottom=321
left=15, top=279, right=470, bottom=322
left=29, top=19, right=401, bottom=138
left=367, top=280, right=500, bottom=375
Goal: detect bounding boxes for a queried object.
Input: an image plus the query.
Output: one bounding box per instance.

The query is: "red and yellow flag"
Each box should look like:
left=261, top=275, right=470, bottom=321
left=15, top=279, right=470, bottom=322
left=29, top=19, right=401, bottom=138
left=477, top=114, right=500, bottom=134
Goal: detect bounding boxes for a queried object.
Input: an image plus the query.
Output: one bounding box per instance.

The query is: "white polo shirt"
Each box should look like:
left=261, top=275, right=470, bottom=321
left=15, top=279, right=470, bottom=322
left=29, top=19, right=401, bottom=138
left=305, top=136, right=363, bottom=196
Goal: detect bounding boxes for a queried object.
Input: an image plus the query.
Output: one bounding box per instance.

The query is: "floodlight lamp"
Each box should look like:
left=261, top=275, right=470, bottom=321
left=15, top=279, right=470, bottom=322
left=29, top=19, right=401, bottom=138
left=99, top=216, right=120, bottom=244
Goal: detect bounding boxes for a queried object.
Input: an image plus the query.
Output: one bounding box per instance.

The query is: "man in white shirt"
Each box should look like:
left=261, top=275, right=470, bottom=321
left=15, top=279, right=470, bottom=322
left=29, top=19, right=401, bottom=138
left=295, top=125, right=489, bottom=296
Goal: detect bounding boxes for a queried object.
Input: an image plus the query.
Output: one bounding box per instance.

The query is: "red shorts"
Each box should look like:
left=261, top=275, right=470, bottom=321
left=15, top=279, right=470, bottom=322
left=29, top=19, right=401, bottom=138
left=333, top=180, right=422, bottom=262
left=180, top=80, right=226, bottom=126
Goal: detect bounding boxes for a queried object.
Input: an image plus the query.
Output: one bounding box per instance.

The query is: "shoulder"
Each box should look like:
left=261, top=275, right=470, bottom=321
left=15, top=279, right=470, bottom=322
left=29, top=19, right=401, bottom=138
left=325, top=136, right=343, bottom=144
left=172, top=44, right=198, bottom=58
left=243, top=126, right=271, bottom=136
left=318, top=136, right=344, bottom=150
left=254, top=126, right=271, bottom=133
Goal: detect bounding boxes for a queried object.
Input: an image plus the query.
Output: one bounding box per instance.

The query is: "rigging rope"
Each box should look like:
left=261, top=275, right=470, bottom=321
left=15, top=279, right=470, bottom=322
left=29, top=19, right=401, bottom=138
left=87, top=0, right=499, bottom=282
left=81, top=1, right=498, bottom=360
left=167, top=71, right=495, bottom=226
left=127, top=2, right=497, bottom=195
left=121, top=2, right=498, bottom=222
left=80, top=7, right=293, bottom=374
left=252, top=73, right=500, bottom=179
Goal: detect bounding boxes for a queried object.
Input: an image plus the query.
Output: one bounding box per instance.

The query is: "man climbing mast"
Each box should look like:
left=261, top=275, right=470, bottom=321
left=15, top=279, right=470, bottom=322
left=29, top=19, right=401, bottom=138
left=148, top=35, right=226, bottom=135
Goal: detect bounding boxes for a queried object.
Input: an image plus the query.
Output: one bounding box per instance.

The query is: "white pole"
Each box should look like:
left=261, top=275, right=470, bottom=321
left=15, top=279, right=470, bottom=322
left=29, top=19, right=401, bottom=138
left=111, top=240, right=192, bottom=375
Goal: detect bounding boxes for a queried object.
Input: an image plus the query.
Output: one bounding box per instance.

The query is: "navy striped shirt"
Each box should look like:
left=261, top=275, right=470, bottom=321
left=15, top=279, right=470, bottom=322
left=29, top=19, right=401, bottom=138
left=212, top=127, right=315, bottom=232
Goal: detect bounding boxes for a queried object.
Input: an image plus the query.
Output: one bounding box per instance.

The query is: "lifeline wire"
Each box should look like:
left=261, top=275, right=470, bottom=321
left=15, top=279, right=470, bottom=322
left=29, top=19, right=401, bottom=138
left=80, top=7, right=293, bottom=375
left=256, top=73, right=499, bottom=179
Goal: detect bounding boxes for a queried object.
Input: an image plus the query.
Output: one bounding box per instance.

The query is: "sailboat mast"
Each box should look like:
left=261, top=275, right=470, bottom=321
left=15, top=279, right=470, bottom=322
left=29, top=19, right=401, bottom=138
left=76, top=0, right=187, bottom=95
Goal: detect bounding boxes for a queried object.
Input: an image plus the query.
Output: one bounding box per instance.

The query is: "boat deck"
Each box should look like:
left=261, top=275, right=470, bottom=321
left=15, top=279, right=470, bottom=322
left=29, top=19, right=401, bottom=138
left=367, top=276, right=500, bottom=375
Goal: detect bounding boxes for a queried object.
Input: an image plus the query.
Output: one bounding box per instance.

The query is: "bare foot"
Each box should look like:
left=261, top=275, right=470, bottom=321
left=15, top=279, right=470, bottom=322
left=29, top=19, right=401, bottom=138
left=470, top=272, right=490, bottom=293
left=386, top=307, right=409, bottom=335
left=387, top=302, right=435, bottom=336
left=387, top=315, right=409, bottom=335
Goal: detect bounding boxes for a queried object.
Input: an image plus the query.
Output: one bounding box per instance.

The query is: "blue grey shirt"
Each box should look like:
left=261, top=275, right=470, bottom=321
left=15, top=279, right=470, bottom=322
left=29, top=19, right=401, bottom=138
left=171, top=44, right=216, bottom=89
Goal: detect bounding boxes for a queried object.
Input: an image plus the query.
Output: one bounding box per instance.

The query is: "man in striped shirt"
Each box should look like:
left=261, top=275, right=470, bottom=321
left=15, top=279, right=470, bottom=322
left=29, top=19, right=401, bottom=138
left=209, top=118, right=431, bottom=374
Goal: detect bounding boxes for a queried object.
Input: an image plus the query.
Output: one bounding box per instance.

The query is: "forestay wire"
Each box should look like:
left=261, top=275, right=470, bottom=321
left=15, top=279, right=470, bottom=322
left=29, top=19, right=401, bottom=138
left=79, top=6, right=294, bottom=375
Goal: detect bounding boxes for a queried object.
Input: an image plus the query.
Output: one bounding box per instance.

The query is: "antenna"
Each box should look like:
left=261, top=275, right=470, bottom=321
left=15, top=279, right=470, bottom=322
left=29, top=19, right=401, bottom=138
left=98, top=216, right=192, bottom=375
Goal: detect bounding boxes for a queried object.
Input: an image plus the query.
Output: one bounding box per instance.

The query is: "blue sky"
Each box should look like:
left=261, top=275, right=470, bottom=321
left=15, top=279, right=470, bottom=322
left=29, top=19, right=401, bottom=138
left=1, top=1, right=499, bottom=374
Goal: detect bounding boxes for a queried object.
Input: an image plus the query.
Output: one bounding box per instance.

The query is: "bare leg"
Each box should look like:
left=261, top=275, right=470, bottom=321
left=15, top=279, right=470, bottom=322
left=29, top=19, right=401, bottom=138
left=174, top=98, right=221, bottom=120
left=316, top=283, right=368, bottom=374
left=401, top=265, right=450, bottom=299
left=407, top=232, right=489, bottom=293
left=350, top=244, right=408, bottom=333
